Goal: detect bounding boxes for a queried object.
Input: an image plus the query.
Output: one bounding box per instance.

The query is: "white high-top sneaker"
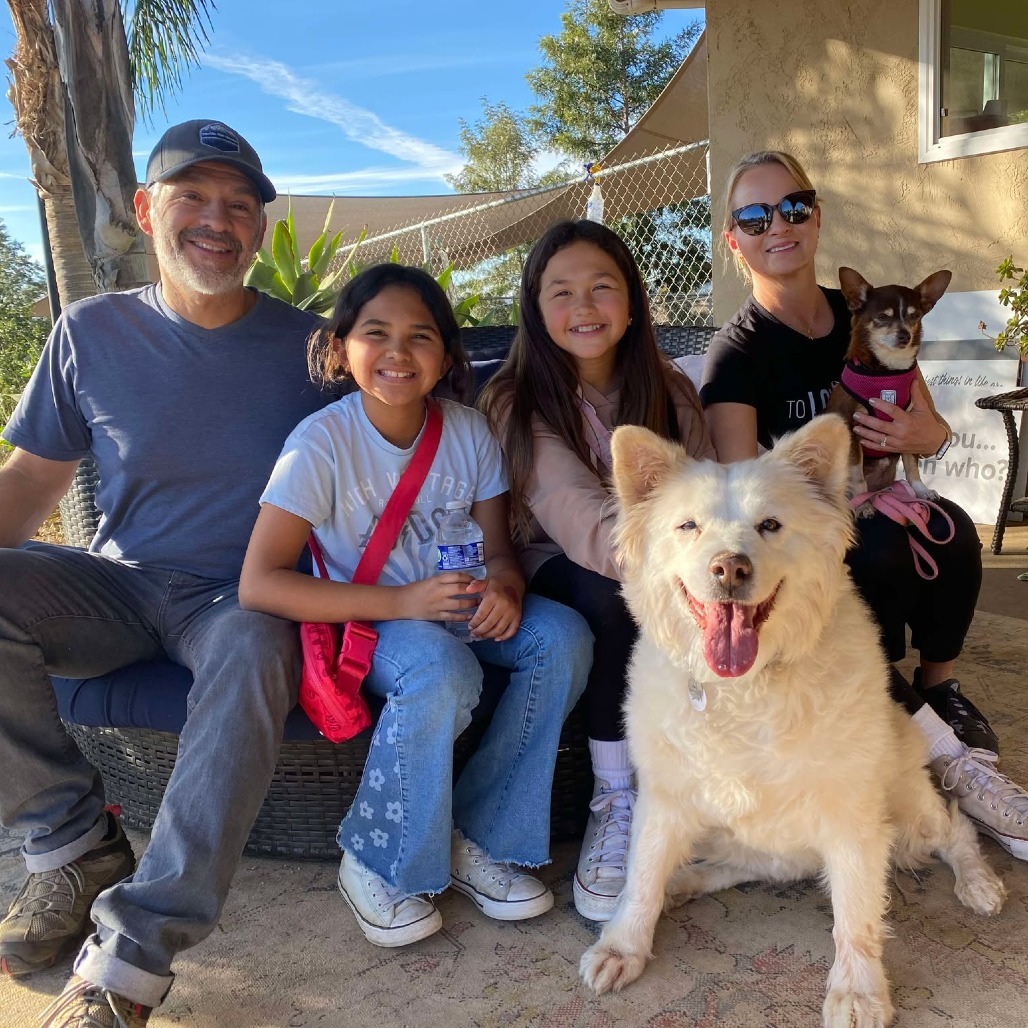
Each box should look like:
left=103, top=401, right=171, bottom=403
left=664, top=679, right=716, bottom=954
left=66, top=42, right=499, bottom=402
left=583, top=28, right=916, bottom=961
left=574, top=778, right=635, bottom=921
left=337, top=851, right=441, bottom=947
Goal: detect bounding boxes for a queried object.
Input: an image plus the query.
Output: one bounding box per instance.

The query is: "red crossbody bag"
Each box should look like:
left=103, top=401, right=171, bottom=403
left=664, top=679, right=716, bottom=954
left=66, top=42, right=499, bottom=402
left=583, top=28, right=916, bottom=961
left=298, top=400, right=444, bottom=742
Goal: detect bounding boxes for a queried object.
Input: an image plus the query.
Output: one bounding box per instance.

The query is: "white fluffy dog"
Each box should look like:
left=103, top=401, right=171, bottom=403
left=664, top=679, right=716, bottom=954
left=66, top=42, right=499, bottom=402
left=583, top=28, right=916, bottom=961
left=579, top=415, right=1005, bottom=1028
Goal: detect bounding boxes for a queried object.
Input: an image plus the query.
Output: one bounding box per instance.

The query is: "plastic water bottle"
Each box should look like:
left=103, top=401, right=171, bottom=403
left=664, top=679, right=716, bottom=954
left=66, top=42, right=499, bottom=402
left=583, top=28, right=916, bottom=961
left=585, top=182, right=604, bottom=224
left=436, top=500, right=487, bottom=642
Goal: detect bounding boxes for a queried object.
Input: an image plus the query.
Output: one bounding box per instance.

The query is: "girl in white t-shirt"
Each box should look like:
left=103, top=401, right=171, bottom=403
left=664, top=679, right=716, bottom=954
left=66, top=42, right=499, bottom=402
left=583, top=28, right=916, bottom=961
left=240, top=265, right=591, bottom=948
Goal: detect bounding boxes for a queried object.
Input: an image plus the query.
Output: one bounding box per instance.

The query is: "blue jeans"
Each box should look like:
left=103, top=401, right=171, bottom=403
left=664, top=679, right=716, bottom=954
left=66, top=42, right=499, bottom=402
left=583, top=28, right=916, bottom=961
left=0, top=543, right=299, bottom=1006
left=337, top=594, right=591, bottom=896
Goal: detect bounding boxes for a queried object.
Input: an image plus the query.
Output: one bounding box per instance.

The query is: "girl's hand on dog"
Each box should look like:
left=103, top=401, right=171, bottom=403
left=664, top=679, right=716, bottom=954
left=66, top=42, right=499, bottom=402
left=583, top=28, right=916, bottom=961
left=852, top=378, right=949, bottom=456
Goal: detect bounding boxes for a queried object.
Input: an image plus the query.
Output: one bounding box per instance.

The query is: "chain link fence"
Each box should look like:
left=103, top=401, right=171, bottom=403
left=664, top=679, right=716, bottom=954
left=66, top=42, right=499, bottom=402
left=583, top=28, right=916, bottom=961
left=339, top=141, right=712, bottom=326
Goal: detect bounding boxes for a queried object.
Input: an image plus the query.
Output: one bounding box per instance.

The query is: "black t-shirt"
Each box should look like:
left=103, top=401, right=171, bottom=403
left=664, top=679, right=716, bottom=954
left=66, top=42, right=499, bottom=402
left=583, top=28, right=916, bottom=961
left=700, top=287, right=851, bottom=451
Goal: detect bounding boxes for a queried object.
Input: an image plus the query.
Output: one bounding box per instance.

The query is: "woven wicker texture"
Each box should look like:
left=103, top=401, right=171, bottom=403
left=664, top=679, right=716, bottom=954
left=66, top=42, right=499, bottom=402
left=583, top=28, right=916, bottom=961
left=974, top=385, right=1028, bottom=554
left=65, top=704, right=591, bottom=860
left=59, top=456, right=101, bottom=550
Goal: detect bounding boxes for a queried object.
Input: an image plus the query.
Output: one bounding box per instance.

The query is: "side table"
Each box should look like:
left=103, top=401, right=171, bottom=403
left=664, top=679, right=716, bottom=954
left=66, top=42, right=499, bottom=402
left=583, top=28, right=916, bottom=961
left=974, top=386, right=1028, bottom=554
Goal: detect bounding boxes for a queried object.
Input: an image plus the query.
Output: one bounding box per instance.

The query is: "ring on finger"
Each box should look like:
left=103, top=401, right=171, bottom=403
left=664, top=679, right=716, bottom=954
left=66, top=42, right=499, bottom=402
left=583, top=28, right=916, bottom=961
left=881, top=434, right=888, bottom=448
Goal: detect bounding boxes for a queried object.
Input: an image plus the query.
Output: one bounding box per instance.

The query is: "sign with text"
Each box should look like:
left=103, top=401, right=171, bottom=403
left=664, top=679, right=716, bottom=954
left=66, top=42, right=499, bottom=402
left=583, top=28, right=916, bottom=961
left=918, top=359, right=1021, bottom=524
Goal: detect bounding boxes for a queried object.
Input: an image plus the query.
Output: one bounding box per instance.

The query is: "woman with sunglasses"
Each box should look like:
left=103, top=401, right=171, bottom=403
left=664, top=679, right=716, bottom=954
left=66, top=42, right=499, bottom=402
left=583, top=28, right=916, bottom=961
left=700, top=149, right=1028, bottom=863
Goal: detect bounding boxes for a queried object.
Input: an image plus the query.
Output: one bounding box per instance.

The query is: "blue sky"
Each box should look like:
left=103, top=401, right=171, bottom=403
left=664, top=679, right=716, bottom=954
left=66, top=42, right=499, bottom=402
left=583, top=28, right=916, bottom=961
left=0, top=0, right=704, bottom=265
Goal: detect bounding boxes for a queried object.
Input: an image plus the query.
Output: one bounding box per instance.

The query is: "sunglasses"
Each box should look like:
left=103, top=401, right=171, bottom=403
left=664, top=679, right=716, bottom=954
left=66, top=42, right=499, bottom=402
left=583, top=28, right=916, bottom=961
left=731, top=189, right=817, bottom=236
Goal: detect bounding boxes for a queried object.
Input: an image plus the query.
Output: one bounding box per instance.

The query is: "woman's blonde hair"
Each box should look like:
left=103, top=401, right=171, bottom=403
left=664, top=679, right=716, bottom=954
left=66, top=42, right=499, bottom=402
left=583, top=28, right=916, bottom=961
left=719, top=150, right=818, bottom=280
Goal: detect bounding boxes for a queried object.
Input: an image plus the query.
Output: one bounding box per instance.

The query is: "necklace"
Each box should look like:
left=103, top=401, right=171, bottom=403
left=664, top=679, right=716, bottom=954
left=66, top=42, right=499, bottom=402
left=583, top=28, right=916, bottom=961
left=757, top=290, right=823, bottom=340
left=783, top=297, right=821, bottom=339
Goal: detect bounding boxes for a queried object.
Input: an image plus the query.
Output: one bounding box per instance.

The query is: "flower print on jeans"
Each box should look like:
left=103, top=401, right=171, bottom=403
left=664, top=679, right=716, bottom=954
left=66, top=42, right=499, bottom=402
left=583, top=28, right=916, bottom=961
left=337, top=696, right=404, bottom=882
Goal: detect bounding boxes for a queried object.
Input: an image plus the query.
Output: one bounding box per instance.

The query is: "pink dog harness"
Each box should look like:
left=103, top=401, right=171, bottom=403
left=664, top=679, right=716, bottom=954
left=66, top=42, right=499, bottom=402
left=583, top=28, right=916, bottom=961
left=840, top=361, right=917, bottom=458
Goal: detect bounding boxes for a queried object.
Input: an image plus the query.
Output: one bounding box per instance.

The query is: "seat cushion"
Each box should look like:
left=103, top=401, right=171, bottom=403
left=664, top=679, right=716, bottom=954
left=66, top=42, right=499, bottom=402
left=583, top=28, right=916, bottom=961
left=52, top=656, right=509, bottom=743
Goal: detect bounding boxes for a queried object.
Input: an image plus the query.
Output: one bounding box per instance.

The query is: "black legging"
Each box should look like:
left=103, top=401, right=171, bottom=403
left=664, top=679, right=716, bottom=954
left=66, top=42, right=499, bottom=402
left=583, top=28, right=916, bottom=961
left=847, top=496, right=982, bottom=715
left=530, top=555, right=634, bottom=741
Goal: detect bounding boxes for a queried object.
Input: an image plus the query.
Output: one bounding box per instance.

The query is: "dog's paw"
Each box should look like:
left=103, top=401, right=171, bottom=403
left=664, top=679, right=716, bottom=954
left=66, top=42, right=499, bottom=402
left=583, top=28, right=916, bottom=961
left=823, top=989, right=894, bottom=1028
left=579, top=941, right=648, bottom=994
left=955, top=865, right=1007, bottom=916
left=855, top=500, right=877, bottom=519
left=909, top=480, right=938, bottom=501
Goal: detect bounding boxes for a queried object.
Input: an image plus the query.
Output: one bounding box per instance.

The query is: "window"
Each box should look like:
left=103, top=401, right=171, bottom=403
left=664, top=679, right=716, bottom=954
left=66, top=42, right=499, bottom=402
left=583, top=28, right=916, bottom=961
left=919, top=0, right=1028, bottom=162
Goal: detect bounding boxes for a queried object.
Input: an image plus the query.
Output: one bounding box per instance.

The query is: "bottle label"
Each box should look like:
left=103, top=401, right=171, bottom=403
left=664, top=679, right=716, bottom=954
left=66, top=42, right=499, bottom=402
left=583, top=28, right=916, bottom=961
left=437, top=541, right=485, bottom=571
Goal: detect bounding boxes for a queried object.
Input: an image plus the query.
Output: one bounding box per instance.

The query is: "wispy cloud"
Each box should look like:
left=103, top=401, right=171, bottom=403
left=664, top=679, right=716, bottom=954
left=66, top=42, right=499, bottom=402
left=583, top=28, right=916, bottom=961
left=0, top=204, right=34, bottom=214
left=273, top=168, right=456, bottom=195
left=202, top=52, right=462, bottom=179
left=315, top=53, right=511, bottom=79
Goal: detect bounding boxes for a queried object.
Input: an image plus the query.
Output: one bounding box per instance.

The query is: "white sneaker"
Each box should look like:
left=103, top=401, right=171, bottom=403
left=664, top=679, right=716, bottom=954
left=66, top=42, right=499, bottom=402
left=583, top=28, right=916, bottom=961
left=574, top=779, right=635, bottom=921
left=337, top=852, right=442, bottom=947
left=449, top=830, right=553, bottom=921
left=933, top=748, right=1028, bottom=862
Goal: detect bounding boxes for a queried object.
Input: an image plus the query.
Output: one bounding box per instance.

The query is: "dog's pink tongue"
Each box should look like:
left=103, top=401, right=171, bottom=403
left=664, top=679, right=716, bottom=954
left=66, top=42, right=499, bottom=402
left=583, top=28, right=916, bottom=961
left=703, top=603, right=758, bottom=677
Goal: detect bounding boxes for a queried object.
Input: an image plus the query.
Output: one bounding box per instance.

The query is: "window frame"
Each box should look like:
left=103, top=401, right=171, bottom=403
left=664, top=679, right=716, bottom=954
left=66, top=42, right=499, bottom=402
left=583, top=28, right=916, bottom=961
left=918, top=0, right=1028, bottom=163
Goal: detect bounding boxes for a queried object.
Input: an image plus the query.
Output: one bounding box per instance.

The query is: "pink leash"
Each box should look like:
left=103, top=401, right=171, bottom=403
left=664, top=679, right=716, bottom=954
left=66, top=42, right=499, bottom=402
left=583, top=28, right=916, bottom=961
left=850, top=480, right=955, bottom=580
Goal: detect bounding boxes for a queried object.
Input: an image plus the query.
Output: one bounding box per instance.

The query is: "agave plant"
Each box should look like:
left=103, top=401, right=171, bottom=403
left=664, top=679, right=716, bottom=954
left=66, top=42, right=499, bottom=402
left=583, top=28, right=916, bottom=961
left=245, top=200, right=365, bottom=314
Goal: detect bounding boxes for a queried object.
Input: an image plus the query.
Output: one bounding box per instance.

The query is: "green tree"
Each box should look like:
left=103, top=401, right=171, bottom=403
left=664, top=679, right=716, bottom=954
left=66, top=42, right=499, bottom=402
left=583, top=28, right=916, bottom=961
left=445, top=100, right=543, bottom=194
left=0, top=219, right=49, bottom=421
left=527, top=0, right=700, bottom=161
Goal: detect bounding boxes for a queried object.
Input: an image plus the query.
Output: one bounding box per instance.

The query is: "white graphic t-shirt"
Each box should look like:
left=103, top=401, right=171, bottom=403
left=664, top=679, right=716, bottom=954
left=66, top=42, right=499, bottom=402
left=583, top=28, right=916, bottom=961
left=261, top=395, right=507, bottom=587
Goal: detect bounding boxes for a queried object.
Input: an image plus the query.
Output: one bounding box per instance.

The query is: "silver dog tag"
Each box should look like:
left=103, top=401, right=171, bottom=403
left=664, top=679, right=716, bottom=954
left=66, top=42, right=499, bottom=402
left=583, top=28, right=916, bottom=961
left=689, top=680, right=707, bottom=712
left=879, top=388, right=897, bottom=404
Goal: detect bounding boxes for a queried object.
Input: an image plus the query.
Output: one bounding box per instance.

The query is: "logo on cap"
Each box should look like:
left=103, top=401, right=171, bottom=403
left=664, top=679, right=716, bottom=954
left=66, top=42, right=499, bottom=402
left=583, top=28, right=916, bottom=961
left=198, top=123, right=241, bottom=154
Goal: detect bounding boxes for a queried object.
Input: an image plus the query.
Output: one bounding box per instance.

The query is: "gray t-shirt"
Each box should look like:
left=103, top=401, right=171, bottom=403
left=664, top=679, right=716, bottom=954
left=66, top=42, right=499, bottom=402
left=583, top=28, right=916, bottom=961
left=261, top=394, right=507, bottom=588
left=3, top=285, right=324, bottom=580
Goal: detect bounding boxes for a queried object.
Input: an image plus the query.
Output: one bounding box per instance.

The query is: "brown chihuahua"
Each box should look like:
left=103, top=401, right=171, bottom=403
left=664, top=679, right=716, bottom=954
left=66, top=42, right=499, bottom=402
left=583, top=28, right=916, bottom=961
left=825, top=266, right=952, bottom=515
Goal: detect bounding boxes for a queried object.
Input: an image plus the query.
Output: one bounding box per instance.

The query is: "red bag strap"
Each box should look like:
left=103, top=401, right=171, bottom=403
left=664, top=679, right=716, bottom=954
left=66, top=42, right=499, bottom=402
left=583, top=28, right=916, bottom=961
left=307, top=399, right=443, bottom=585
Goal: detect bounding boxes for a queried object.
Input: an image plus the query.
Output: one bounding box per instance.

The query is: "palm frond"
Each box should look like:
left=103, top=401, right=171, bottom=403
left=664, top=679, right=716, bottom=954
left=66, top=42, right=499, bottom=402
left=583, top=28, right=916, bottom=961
left=124, top=0, right=217, bottom=122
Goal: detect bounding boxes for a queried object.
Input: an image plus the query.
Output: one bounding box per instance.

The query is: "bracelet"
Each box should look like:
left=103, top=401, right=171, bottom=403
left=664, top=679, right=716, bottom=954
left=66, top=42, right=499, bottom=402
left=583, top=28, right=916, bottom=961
left=921, top=425, right=951, bottom=461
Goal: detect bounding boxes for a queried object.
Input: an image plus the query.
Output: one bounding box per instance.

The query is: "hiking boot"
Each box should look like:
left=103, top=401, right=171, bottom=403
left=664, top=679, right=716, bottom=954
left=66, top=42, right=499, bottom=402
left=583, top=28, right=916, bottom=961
left=0, top=811, right=135, bottom=977
left=40, top=975, right=151, bottom=1027
left=915, top=671, right=1000, bottom=755
left=450, top=830, right=553, bottom=921
left=933, top=748, right=1028, bottom=861
left=574, top=780, right=635, bottom=922
left=337, top=852, right=441, bottom=948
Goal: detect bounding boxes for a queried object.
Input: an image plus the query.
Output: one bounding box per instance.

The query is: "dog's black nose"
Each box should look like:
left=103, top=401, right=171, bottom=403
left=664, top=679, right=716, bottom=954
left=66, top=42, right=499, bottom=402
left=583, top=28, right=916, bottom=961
left=896, top=329, right=911, bottom=345
left=709, top=552, right=752, bottom=587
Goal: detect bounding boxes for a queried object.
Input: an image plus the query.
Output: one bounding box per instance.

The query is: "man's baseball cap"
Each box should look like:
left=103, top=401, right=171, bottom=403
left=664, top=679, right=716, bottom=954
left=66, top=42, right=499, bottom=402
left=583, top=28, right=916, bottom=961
left=145, top=119, right=276, bottom=203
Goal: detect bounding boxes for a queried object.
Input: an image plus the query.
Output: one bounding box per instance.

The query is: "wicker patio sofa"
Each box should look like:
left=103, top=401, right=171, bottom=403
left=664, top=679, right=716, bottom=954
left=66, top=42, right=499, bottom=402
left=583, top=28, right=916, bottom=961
left=51, top=323, right=716, bottom=859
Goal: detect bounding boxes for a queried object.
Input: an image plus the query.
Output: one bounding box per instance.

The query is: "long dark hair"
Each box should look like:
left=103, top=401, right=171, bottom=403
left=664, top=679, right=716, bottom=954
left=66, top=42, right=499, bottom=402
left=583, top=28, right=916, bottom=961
left=308, top=263, right=472, bottom=402
left=479, top=219, right=679, bottom=540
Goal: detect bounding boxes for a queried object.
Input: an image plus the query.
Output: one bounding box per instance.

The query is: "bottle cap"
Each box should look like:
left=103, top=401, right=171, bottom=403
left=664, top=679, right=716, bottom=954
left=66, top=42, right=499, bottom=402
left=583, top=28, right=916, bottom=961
left=445, top=500, right=469, bottom=510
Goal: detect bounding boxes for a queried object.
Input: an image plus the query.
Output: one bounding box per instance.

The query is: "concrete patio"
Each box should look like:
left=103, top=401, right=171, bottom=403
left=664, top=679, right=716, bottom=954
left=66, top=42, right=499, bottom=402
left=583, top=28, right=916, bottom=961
left=1, top=539, right=1026, bottom=1028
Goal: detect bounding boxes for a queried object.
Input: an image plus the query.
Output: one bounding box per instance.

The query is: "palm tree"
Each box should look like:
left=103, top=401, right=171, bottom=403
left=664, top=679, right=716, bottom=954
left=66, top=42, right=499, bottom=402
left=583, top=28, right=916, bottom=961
left=4, top=0, right=215, bottom=307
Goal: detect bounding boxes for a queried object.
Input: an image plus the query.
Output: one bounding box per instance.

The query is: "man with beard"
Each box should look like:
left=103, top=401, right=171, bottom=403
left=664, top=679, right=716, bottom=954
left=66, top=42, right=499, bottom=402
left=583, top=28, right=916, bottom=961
left=0, top=120, right=323, bottom=1026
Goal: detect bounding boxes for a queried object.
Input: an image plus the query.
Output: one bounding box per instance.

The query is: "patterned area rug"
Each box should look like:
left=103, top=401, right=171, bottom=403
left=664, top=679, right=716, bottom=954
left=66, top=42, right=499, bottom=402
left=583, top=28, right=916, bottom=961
left=2, top=610, right=1026, bottom=1028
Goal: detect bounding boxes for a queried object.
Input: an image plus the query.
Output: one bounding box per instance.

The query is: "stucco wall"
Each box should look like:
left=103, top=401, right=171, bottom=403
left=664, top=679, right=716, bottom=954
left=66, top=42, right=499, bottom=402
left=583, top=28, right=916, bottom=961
left=706, top=0, right=1028, bottom=325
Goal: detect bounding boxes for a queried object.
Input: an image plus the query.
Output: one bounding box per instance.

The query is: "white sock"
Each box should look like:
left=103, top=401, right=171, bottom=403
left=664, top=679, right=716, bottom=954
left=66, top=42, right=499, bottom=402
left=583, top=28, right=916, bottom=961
left=913, top=704, right=964, bottom=762
left=588, top=738, right=633, bottom=791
